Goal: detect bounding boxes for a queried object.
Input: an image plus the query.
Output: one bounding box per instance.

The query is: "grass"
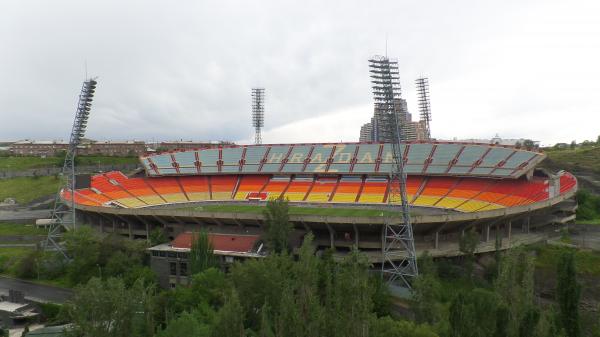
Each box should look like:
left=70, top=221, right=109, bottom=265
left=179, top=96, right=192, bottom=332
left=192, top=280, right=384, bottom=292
left=543, top=146, right=600, bottom=174
left=0, top=155, right=138, bottom=171
left=0, top=176, right=60, bottom=204
left=0, top=223, right=47, bottom=236
left=187, top=204, right=401, bottom=217
left=0, top=247, right=34, bottom=274
left=528, top=243, right=600, bottom=276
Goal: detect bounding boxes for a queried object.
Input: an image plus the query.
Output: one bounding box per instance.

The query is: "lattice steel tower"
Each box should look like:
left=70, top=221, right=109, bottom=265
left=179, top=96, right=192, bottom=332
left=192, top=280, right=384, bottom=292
left=251, top=88, right=265, bottom=145
left=45, top=78, right=97, bottom=258
left=369, top=56, right=418, bottom=289
left=416, top=77, right=432, bottom=140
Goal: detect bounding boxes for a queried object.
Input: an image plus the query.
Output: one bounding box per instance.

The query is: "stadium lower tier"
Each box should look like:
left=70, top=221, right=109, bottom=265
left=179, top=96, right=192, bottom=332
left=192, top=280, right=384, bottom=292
left=63, top=171, right=578, bottom=213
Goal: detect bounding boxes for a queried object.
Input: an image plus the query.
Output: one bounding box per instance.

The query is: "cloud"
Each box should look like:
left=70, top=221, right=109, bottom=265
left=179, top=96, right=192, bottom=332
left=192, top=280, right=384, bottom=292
left=0, top=0, right=599, bottom=145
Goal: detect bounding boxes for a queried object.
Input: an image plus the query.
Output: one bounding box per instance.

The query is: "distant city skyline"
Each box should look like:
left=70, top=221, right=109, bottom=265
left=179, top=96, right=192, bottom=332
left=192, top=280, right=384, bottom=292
left=1, top=0, right=598, bottom=146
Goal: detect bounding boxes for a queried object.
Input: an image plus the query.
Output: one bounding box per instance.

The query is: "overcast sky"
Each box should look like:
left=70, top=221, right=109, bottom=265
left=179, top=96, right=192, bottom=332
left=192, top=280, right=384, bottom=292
left=1, top=0, right=598, bottom=146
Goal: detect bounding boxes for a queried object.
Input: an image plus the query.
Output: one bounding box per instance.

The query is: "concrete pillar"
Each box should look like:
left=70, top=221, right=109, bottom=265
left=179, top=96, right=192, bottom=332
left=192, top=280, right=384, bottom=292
left=145, top=222, right=150, bottom=242
left=325, top=222, right=335, bottom=249
left=434, top=231, right=439, bottom=249
left=507, top=221, right=512, bottom=242
left=485, top=224, right=490, bottom=242
left=99, top=217, right=104, bottom=233
left=352, top=223, right=359, bottom=247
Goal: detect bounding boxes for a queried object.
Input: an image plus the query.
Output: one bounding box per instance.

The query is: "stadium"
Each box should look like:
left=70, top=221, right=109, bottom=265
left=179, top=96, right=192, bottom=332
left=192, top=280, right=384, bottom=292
left=63, top=140, right=578, bottom=262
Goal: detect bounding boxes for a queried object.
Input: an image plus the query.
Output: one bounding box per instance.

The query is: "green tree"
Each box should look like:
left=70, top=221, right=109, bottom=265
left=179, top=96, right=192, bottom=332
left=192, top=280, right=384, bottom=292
left=149, top=227, right=169, bottom=246
left=494, top=248, right=536, bottom=336
left=263, top=197, right=293, bottom=254
left=570, top=140, right=576, bottom=149
left=523, top=139, right=535, bottom=151
left=63, top=277, right=156, bottom=337
left=557, top=250, right=581, bottom=337
left=64, top=226, right=101, bottom=285
left=156, top=311, right=211, bottom=337
left=412, top=252, right=442, bottom=325
left=459, top=228, right=479, bottom=279
left=189, top=230, right=218, bottom=275
left=212, top=290, right=245, bottom=337
left=369, top=316, right=439, bottom=337
left=449, top=289, right=500, bottom=337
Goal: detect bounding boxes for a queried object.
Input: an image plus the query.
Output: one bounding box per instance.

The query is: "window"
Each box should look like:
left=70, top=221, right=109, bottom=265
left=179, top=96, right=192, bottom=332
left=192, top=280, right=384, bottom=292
left=170, top=283, right=176, bottom=289
left=169, top=262, right=177, bottom=276
left=151, top=251, right=158, bottom=257
left=180, top=263, right=187, bottom=276
left=177, top=252, right=188, bottom=259
left=159, top=251, right=166, bottom=257
left=167, top=252, right=177, bottom=258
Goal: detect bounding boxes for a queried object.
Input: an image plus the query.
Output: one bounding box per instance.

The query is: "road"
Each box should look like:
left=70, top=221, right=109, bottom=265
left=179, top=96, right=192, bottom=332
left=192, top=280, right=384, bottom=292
left=0, top=209, right=51, bottom=222
left=0, top=276, right=72, bottom=303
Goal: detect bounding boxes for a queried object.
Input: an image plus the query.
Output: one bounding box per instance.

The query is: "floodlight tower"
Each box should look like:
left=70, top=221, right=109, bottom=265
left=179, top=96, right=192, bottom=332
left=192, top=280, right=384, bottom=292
left=251, top=88, right=265, bottom=145
left=45, top=78, right=97, bottom=258
left=415, top=77, right=432, bottom=140
left=369, top=56, right=418, bottom=290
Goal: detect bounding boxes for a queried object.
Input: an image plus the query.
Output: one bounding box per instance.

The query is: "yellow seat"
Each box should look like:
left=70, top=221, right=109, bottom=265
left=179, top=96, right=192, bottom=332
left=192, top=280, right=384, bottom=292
left=162, top=193, right=188, bottom=203
left=187, top=192, right=210, bottom=201
left=358, top=194, right=384, bottom=203
left=306, top=193, right=329, bottom=202
left=332, top=193, right=356, bottom=202
left=116, top=197, right=146, bottom=208
left=434, top=197, right=466, bottom=210
left=212, top=192, right=233, bottom=200
left=139, top=195, right=165, bottom=206
left=413, top=195, right=441, bottom=207
left=283, top=192, right=306, bottom=201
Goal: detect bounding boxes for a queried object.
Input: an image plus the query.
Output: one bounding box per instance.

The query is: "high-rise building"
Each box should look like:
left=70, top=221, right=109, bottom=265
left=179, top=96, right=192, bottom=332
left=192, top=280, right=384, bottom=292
left=359, top=122, right=373, bottom=142
left=360, top=56, right=422, bottom=143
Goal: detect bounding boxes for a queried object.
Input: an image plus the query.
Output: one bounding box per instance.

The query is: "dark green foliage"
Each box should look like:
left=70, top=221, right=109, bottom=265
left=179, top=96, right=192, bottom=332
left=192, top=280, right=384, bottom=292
left=518, top=306, right=540, bottom=337
left=156, top=311, right=211, bottom=337
left=15, top=249, right=42, bottom=279
left=494, top=304, right=509, bottom=337
left=63, top=277, right=156, bottom=337
left=149, top=227, right=169, bottom=246
left=61, top=229, right=150, bottom=286
left=369, top=316, right=439, bottom=337
left=262, top=197, right=292, bottom=253
left=189, top=230, right=218, bottom=275
left=575, top=189, right=600, bottom=221
left=449, top=289, right=500, bottom=337
left=459, top=228, right=479, bottom=278
left=39, top=302, right=62, bottom=324
left=557, top=250, right=581, bottom=337
left=212, top=290, right=245, bottom=337
left=412, top=252, right=442, bottom=325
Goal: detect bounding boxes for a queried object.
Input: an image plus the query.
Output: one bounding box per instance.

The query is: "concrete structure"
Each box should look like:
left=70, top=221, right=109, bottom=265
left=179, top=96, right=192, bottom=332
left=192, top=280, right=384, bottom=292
left=57, top=140, right=577, bottom=265
left=149, top=232, right=264, bottom=288
left=10, top=140, right=145, bottom=157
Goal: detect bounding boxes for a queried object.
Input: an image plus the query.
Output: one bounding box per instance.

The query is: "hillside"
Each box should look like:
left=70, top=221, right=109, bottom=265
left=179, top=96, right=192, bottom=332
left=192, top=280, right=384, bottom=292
left=541, top=146, right=600, bottom=194
left=0, top=155, right=138, bottom=171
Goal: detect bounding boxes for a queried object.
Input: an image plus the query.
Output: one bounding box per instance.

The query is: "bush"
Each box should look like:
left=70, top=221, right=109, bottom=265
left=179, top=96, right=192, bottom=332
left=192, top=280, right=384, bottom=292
left=576, top=190, right=600, bottom=221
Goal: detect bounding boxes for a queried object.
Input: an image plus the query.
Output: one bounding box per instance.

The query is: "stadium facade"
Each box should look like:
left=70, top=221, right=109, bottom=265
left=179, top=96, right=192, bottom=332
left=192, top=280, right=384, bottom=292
left=63, top=141, right=577, bottom=267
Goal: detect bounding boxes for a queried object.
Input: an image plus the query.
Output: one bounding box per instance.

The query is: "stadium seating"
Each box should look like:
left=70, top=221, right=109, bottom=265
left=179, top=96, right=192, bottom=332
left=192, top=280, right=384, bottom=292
left=141, top=142, right=545, bottom=179
left=234, top=175, right=270, bottom=200
left=179, top=176, right=211, bottom=201
left=283, top=177, right=314, bottom=201
left=70, top=167, right=575, bottom=213
left=210, top=176, right=237, bottom=200
left=305, top=177, right=337, bottom=202
left=261, top=176, right=290, bottom=200
left=331, top=176, right=362, bottom=203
